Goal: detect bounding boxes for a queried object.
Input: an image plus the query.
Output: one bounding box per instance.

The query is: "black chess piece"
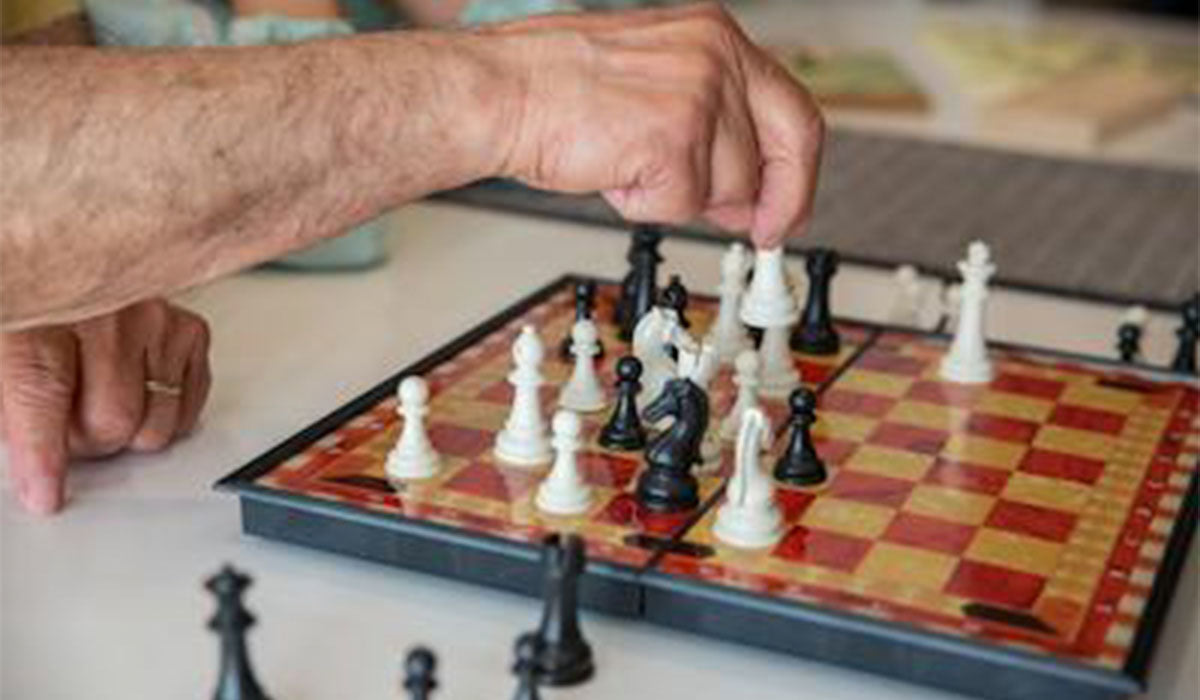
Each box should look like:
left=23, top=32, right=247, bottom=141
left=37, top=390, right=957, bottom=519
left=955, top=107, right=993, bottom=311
left=207, top=565, right=272, bottom=700
left=618, top=225, right=664, bottom=341
left=1169, top=294, right=1199, bottom=375
left=511, top=633, right=543, bottom=700
left=774, top=388, right=827, bottom=486
left=559, top=280, right=605, bottom=361
left=531, top=533, right=594, bottom=686
left=661, top=274, right=691, bottom=330
left=791, top=248, right=841, bottom=355
left=1116, top=322, right=1142, bottom=364
left=403, top=647, right=438, bottom=700
left=637, top=377, right=709, bottom=512
left=599, top=356, right=647, bottom=451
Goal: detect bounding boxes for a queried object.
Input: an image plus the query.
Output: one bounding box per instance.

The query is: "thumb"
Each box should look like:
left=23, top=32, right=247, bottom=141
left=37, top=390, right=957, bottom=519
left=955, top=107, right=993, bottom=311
left=0, top=329, right=78, bottom=515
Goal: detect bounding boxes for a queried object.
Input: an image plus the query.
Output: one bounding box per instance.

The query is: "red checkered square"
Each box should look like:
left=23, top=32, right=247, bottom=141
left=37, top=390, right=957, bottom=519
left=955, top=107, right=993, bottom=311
left=924, top=459, right=1010, bottom=496
left=812, top=437, right=861, bottom=467
left=869, top=422, right=949, bottom=455
left=821, top=388, right=897, bottom=419
left=829, top=470, right=916, bottom=508
left=428, top=424, right=493, bottom=459
left=593, top=493, right=688, bottom=535
left=442, top=461, right=540, bottom=502
left=1048, top=404, right=1127, bottom=435
left=578, top=452, right=640, bottom=489
left=965, top=413, right=1040, bottom=444
left=775, top=488, right=817, bottom=521
left=797, top=360, right=836, bottom=386
left=986, top=500, right=1077, bottom=543
left=856, top=351, right=928, bottom=376
left=1019, top=448, right=1105, bottom=485
left=905, top=379, right=985, bottom=406
left=773, top=526, right=873, bottom=573
left=945, top=560, right=1046, bottom=609
left=991, top=373, right=1066, bottom=401
left=882, top=512, right=977, bottom=555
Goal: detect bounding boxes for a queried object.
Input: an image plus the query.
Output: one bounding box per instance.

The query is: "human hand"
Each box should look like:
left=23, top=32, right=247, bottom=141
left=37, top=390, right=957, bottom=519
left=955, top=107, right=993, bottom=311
left=0, top=300, right=212, bottom=515
left=489, top=2, right=824, bottom=248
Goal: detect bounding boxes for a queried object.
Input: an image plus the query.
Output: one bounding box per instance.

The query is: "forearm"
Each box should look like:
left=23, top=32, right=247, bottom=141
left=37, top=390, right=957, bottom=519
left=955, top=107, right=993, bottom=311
left=0, top=32, right=513, bottom=329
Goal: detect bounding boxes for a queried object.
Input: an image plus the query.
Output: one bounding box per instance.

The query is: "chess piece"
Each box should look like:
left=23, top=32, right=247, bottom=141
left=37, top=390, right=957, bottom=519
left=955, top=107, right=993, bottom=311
left=618, top=225, right=664, bottom=341
left=385, top=376, right=441, bottom=481
left=631, top=307, right=677, bottom=406
left=637, top=377, right=709, bottom=512
left=511, top=633, right=543, bottom=700
left=720, top=350, right=763, bottom=441
left=887, top=264, right=924, bottom=327
left=1116, top=306, right=1148, bottom=364
left=598, top=356, right=647, bottom=451
left=535, top=411, right=593, bottom=516
left=941, top=282, right=963, bottom=333
left=661, top=274, right=692, bottom=330
left=774, top=388, right=827, bottom=486
left=207, top=565, right=272, bottom=700
left=740, top=247, right=801, bottom=398
left=559, top=319, right=606, bottom=413
left=495, top=326, right=553, bottom=466
left=403, top=647, right=437, bottom=700
left=531, top=533, right=594, bottom=686
left=707, top=242, right=753, bottom=362
left=791, top=248, right=840, bottom=355
left=559, top=280, right=605, bottom=361
left=679, top=342, right=723, bottom=474
left=713, top=408, right=783, bottom=549
left=1170, top=294, right=1199, bottom=375
left=939, top=241, right=996, bottom=384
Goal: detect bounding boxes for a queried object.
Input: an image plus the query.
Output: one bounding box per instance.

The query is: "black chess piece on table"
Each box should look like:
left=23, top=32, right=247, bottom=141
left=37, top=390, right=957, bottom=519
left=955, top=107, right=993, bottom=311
left=207, top=565, right=272, bottom=700
left=774, top=388, right=828, bottom=486
left=403, top=647, right=437, bottom=700
left=1117, top=322, right=1142, bottom=364
left=618, top=225, right=664, bottom=341
left=511, top=633, right=543, bottom=700
left=559, top=280, right=605, bottom=361
left=637, top=377, right=709, bottom=512
left=791, top=248, right=841, bottom=355
left=661, top=274, right=691, bottom=330
left=599, top=356, right=647, bottom=451
left=1169, top=294, right=1199, bottom=375
left=531, top=533, right=594, bottom=686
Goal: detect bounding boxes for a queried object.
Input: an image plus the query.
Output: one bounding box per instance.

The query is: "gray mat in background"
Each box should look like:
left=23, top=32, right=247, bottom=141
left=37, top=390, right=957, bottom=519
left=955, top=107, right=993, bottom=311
left=435, top=129, right=1199, bottom=311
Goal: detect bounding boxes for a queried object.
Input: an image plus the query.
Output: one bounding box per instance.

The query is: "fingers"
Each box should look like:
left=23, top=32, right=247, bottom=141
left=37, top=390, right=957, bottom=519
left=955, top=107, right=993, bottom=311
left=0, top=328, right=78, bottom=515
left=133, top=308, right=210, bottom=450
left=177, top=320, right=212, bottom=437
left=70, top=303, right=148, bottom=458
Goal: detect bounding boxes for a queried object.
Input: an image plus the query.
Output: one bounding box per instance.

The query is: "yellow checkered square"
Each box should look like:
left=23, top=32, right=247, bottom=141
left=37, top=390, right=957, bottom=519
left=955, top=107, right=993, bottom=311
left=813, top=412, right=879, bottom=443
left=856, top=542, right=958, bottom=590
left=966, top=529, right=1064, bottom=577
left=1001, top=472, right=1091, bottom=513
left=1034, top=425, right=1116, bottom=463
left=843, top=444, right=935, bottom=481
left=886, top=400, right=970, bottom=433
left=1060, top=383, right=1142, bottom=414
left=942, top=434, right=1028, bottom=471
left=800, top=498, right=896, bottom=539
left=977, top=392, right=1055, bottom=423
left=836, top=370, right=915, bottom=398
left=904, top=484, right=997, bottom=525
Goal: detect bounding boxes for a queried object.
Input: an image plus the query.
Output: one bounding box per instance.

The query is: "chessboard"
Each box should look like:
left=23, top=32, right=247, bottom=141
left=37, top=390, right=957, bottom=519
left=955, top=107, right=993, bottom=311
left=217, top=274, right=1197, bottom=700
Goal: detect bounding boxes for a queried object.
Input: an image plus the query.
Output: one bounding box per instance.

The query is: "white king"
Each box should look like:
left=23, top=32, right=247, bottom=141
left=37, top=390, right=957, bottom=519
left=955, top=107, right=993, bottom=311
left=939, top=241, right=996, bottom=384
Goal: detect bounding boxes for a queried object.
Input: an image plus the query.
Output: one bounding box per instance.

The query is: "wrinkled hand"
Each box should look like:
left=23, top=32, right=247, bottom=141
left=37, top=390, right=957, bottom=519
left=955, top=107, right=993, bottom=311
left=0, top=299, right=212, bottom=515
left=492, top=2, right=824, bottom=247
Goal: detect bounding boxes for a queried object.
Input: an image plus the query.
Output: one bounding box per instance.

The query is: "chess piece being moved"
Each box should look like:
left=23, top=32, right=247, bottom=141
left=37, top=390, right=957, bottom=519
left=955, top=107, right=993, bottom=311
left=721, top=350, right=763, bottom=441
left=511, top=633, right=543, bottom=700
left=558, top=280, right=605, bottom=361
left=535, top=411, right=592, bottom=516
left=617, top=225, right=664, bottom=341
left=791, top=248, right=841, bottom=355
left=403, top=647, right=437, bottom=700
left=598, top=357, right=647, bottom=451
left=638, top=376, right=709, bottom=512
left=386, top=376, right=441, bottom=481
left=1116, top=306, right=1148, bottom=364
left=707, top=242, right=753, bottom=362
left=939, top=241, right=996, bottom=384
left=1170, top=294, right=1199, bottom=375
left=207, top=565, right=272, bottom=700
left=740, top=247, right=801, bottom=398
left=661, top=274, right=692, bottom=330
left=559, top=319, right=606, bottom=413
left=531, top=534, right=594, bottom=686
left=713, top=408, right=783, bottom=549
left=774, top=388, right=827, bottom=486
left=495, top=326, right=553, bottom=466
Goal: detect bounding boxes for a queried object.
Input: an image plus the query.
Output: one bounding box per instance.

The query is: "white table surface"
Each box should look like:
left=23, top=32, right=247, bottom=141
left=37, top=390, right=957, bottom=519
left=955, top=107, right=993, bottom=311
left=2, top=202, right=1197, bottom=699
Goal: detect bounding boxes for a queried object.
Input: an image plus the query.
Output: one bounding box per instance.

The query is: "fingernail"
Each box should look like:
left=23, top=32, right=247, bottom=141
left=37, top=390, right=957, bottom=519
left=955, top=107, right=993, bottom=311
left=20, top=477, right=62, bottom=516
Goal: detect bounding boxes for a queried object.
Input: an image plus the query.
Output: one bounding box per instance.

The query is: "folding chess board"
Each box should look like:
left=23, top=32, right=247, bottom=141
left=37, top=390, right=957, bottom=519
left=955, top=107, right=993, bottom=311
left=217, top=275, right=1198, bottom=700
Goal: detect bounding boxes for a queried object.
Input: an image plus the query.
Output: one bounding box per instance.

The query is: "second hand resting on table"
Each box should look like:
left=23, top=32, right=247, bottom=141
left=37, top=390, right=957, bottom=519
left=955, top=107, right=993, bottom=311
left=0, top=2, right=825, bottom=514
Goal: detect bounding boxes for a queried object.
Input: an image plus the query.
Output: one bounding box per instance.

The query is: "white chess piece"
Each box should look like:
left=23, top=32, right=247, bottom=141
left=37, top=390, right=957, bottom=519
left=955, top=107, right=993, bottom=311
left=535, top=410, right=593, bottom=515
left=887, top=264, right=924, bottom=327
left=940, top=241, right=996, bottom=384
left=707, top=242, right=753, bottom=362
left=385, top=376, right=440, bottom=481
left=713, top=407, right=783, bottom=549
left=559, top=319, right=606, bottom=412
left=721, top=350, right=763, bottom=441
left=495, top=326, right=553, bottom=466
left=678, top=342, right=724, bottom=474
left=632, top=307, right=677, bottom=406
left=740, top=247, right=801, bottom=398
left=1123, top=305, right=1149, bottom=329
left=942, top=282, right=963, bottom=332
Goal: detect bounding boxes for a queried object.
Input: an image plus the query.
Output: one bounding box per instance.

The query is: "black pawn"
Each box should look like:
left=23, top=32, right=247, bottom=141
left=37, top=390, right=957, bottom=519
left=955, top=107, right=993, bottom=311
left=661, top=274, right=691, bottom=330
left=618, top=225, right=664, bottom=341
left=774, top=388, right=827, bottom=486
left=791, top=248, right=841, bottom=355
left=1116, top=322, right=1142, bottom=364
left=1169, top=294, right=1199, bottom=375
left=206, top=565, right=271, bottom=700
left=511, top=633, right=543, bottom=700
left=532, top=533, right=594, bottom=686
left=559, top=280, right=605, bottom=361
left=403, top=647, right=437, bottom=700
left=599, top=356, right=647, bottom=451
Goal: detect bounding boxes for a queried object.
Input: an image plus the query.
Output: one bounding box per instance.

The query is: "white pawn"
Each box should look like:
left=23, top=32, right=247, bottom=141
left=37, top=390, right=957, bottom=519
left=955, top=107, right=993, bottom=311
left=713, top=407, right=783, bottom=549
left=740, top=247, right=801, bottom=398
left=559, top=319, right=606, bottom=413
left=887, top=264, right=924, bottom=327
left=707, top=242, right=753, bottom=363
left=721, top=350, right=764, bottom=441
left=940, top=241, right=996, bottom=384
left=535, top=410, right=592, bottom=515
left=385, top=376, right=441, bottom=481
left=495, top=326, right=553, bottom=466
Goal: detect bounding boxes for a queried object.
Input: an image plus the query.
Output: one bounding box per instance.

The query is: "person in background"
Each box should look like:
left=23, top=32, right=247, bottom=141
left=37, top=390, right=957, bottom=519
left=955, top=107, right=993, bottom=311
left=0, top=0, right=825, bottom=515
